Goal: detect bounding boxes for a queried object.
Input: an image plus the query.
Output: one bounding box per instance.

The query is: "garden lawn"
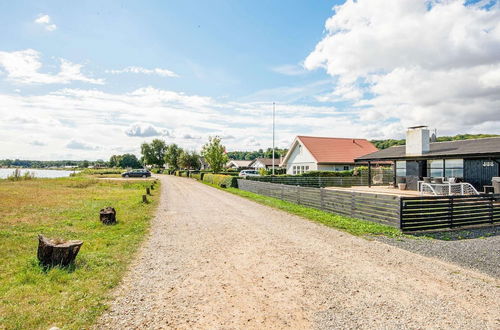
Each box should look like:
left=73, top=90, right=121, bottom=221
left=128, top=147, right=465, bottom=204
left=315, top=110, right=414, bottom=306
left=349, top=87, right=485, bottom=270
left=0, top=176, right=159, bottom=329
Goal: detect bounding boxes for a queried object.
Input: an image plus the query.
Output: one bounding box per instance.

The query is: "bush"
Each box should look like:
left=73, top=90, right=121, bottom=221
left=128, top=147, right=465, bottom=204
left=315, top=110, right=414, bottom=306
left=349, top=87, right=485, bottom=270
left=6, top=168, right=36, bottom=181
left=75, top=168, right=123, bottom=176
left=150, top=168, right=163, bottom=174
left=191, top=173, right=202, bottom=180
left=202, top=173, right=238, bottom=188
left=298, top=170, right=354, bottom=177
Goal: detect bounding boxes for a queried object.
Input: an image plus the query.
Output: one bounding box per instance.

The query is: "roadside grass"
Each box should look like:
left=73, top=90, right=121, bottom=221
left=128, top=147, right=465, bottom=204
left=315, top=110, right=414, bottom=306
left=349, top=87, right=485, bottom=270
left=201, top=181, right=402, bottom=237
left=0, top=176, right=159, bottom=329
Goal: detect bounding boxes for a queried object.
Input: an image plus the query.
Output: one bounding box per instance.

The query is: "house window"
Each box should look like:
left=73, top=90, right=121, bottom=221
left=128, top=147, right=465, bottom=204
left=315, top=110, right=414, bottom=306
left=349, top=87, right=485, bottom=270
left=301, top=166, right=305, bottom=173
left=293, top=166, right=297, bottom=175
left=343, top=166, right=349, bottom=171
left=396, top=161, right=406, bottom=176
left=427, top=159, right=444, bottom=177
left=444, top=159, right=464, bottom=178
left=305, top=166, right=309, bottom=172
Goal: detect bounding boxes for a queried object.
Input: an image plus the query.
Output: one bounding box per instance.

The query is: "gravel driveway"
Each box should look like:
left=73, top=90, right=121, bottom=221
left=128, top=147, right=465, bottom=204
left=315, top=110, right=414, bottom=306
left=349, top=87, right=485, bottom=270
left=95, top=175, right=499, bottom=329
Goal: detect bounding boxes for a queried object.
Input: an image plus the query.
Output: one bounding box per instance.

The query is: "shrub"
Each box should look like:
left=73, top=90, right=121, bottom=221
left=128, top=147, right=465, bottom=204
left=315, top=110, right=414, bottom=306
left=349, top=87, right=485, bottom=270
left=75, top=168, right=123, bottom=176
left=202, top=173, right=238, bottom=188
left=191, top=173, right=202, bottom=180
left=6, top=168, right=36, bottom=181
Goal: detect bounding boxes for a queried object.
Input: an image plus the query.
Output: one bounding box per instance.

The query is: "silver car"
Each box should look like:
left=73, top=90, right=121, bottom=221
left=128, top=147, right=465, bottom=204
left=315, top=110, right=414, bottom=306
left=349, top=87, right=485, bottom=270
left=239, top=170, right=260, bottom=177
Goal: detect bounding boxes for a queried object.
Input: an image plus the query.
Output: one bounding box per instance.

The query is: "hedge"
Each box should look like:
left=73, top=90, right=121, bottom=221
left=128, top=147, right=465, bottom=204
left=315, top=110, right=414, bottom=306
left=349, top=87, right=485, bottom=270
left=202, top=173, right=238, bottom=188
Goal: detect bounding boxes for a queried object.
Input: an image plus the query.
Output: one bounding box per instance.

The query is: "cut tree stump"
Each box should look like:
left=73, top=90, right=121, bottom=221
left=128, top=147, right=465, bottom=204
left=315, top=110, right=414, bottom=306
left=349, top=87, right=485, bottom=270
left=146, top=187, right=151, bottom=195
left=99, top=207, right=117, bottom=225
left=37, top=235, right=83, bottom=267
left=142, top=195, right=148, bottom=203
left=151, top=184, right=154, bottom=190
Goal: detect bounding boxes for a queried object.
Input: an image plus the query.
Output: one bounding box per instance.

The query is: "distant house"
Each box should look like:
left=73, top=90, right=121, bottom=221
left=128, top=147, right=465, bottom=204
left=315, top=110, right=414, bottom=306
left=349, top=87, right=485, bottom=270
left=199, top=157, right=210, bottom=170
left=226, top=160, right=252, bottom=170
left=280, top=136, right=379, bottom=175
left=356, top=126, right=500, bottom=191
left=248, top=158, right=279, bottom=170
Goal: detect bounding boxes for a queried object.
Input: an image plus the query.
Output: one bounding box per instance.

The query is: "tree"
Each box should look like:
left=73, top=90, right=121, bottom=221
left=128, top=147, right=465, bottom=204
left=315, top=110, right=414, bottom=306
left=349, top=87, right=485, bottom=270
left=178, top=150, right=201, bottom=170
left=119, top=154, right=142, bottom=168
left=109, top=155, right=122, bottom=168
left=201, top=136, right=228, bottom=173
left=141, top=139, right=166, bottom=167
left=81, top=160, right=90, bottom=168
left=164, top=143, right=183, bottom=170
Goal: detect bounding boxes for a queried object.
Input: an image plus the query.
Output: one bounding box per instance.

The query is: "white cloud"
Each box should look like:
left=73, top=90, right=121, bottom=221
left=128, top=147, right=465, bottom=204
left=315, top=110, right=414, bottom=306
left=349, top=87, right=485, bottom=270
left=271, top=64, right=307, bottom=76
left=30, top=140, right=47, bottom=146
left=107, top=66, right=178, bottom=78
left=125, top=123, right=169, bottom=137
left=305, top=0, right=500, bottom=130
left=34, top=14, right=57, bottom=31
left=0, top=49, right=104, bottom=85
left=66, top=140, right=100, bottom=150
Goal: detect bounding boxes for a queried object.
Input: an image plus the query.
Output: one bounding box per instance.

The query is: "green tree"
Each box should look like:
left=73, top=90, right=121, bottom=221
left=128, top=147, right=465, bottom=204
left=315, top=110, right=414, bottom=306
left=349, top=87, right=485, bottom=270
left=119, top=154, right=142, bottom=168
left=109, top=155, right=122, bottom=168
left=201, top=136, right=228, bottom=173
left=164, top=143, right=183, bottom=170
left=141, top=139, right=166, bottom=167
left=178, top=150, right=201, bottom=170
left=81, top=160, right=90, bottom=168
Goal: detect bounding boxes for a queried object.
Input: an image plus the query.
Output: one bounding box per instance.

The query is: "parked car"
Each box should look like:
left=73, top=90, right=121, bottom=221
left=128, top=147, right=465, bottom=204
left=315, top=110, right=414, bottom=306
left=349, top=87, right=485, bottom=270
left=239, top=169, right=260, bottom=177
left=121, top=169, right=151, bottom=178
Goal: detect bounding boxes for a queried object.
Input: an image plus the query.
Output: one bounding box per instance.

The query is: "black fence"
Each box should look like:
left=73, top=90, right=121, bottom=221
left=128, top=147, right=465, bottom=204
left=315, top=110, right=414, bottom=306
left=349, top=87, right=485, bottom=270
left=400, top=194, right=500, bottom=231
left=237, top=179, right=500, bottom=232
left=237, top=179, right=400, bottom=227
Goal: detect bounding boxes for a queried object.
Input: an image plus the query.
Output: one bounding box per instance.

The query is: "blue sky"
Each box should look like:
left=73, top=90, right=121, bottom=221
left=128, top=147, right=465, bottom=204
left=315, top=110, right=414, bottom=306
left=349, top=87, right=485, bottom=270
left=0, top=0, right=499, bottom=160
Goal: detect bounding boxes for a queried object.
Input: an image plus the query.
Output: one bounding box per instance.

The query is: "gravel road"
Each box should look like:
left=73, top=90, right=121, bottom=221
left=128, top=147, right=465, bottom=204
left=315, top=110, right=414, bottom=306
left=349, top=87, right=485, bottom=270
left=95, top=175, right=499, bottom=329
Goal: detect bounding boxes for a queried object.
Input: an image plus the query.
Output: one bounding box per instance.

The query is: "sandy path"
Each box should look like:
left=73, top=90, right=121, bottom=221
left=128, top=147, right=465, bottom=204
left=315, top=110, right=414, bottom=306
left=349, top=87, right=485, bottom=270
left=96, top=175, right=499, bottom=329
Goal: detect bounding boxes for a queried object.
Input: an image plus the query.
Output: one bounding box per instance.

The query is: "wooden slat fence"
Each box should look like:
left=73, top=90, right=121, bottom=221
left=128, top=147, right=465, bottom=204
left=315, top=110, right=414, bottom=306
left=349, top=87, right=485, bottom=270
left=400, top=194, right=500, bottom=232
left=247, top=176, right=369, bottom=187
left=237, top=179, right=400, bottom=227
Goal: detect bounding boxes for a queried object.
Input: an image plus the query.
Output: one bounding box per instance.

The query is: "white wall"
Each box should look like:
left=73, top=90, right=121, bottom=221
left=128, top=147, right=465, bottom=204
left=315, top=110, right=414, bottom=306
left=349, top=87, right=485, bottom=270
left=318, top=164, right=354, bottom=171
left=285, top=141, right=317, bottom=174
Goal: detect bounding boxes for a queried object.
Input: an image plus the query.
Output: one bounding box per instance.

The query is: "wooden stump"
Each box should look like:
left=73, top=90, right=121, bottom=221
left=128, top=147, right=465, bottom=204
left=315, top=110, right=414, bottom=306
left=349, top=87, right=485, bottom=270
left=37, top=235, right=83, bottom=267
left=150, top=184, right=154, bottom=190
left=99, top=207, right=117, bottom=225
left=146, top=187, right=151, bottom=195
left=142, top=195, right=148, bottom=203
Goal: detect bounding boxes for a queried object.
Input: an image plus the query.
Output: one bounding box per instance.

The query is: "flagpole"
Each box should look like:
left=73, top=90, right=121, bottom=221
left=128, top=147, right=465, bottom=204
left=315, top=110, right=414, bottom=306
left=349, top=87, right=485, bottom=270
left=272, top=102, right=275, bottom=176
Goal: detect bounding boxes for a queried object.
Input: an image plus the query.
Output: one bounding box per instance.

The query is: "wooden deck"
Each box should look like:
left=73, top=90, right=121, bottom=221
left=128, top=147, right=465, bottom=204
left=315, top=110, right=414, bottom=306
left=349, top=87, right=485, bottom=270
left=325, top=185, right=421, bottom=197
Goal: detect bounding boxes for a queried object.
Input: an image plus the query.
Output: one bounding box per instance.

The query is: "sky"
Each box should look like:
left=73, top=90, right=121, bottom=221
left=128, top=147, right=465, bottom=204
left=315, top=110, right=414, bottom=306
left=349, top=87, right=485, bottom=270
left=0, top=0, right=499, bottom=160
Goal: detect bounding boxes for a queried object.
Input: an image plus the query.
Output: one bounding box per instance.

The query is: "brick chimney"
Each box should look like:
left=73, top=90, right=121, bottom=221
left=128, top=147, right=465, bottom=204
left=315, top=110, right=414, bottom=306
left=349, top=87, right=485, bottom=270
left=406, top=126, right=430, bottom=156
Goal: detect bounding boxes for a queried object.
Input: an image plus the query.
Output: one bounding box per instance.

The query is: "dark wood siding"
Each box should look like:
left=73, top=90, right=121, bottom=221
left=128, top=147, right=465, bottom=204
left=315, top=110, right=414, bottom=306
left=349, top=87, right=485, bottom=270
left=464, top=158, right=500, bottom=190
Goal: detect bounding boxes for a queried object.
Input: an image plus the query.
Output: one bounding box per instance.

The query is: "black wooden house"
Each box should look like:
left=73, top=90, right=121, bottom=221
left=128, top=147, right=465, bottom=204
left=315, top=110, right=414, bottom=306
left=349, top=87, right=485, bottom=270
left=357, top=127, right=500, bottom=191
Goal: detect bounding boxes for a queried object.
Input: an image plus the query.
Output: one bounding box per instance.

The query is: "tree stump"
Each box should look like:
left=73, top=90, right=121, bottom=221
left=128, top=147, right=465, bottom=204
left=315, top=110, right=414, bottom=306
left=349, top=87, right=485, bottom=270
left=99, top=207, right=117, bottom=225
left=146, top=187, right=151, bottom=195
left=142, top=195, right=148, bottom=203
left=150, top=184, right=154, bottom=190
left=37, top=235, right=83, bottom=267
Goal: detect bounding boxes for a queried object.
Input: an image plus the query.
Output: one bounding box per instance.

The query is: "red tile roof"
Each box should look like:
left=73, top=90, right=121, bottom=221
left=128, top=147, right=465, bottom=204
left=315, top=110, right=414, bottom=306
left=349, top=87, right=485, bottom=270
left=297, top=136, right=378, bottom=164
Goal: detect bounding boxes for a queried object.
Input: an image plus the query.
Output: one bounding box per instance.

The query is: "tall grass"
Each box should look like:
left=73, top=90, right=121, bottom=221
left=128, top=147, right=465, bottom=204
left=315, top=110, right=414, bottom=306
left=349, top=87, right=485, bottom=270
left=6, top=168, right=36, bottom=181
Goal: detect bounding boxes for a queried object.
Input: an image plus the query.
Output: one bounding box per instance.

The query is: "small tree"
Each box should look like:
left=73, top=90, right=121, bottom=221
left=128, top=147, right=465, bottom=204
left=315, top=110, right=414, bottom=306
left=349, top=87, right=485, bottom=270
left=179, top=150, right=201, bottom=170
left=109, top=155, right=122, bottom=168
left=164, top=144, right=183, bottom=170
left=201, top=136, right=228, bottom=173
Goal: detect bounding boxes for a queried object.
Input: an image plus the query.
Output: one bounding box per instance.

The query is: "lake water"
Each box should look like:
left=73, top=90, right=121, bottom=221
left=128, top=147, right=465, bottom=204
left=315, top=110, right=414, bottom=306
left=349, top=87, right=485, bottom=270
left=0, top=168, right=77, bottom=179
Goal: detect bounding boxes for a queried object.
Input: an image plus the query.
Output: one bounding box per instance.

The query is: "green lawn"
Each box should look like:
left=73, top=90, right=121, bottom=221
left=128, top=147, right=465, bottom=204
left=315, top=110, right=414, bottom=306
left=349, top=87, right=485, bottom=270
left=202, top=181, right=402, bottom=237
left=0, top=176, right=159, bottom=329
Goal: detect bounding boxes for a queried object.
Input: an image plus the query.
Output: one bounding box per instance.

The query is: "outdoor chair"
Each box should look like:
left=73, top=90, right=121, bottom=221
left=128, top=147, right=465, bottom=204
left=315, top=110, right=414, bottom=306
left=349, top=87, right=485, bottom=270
left=433, top=178, right=443, bottom=184
left=493, top=177, right=500, bottom=194
left=423, top=177, right=432, bottom=183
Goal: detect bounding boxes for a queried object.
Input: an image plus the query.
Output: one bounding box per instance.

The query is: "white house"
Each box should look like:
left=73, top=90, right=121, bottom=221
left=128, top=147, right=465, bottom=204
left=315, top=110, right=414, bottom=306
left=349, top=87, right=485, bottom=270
left=226, top=160, right=252, bottom=170
left=280, top=136, right=379, bottom=175
left=248, top=158, right=278, bottom=170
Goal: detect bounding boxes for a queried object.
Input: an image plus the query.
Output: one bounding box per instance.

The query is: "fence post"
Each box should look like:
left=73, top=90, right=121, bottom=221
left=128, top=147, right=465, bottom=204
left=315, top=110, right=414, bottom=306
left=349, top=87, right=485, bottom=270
left=399, top=198, right=404, bottom=230
left=320, top=188, right=325, bottom=209
left=281, top=184, right=284, bottom=200
left=488, top=195, right=494, bottom=224
left=297, top=185, right=300, bottom=205
left=449, top=196, right=454, bottom=228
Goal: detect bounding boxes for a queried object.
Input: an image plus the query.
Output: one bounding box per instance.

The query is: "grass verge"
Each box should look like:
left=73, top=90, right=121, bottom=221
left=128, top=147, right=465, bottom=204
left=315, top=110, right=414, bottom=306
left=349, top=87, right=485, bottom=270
left=0, top=176, right=159, bottom=329
left=201, top=181, right=402, bottom=237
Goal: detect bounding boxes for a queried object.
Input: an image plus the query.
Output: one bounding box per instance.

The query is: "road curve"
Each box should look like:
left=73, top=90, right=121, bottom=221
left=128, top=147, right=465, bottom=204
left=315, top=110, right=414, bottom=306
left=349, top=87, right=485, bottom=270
left=95, top=175, right=499, bottom=329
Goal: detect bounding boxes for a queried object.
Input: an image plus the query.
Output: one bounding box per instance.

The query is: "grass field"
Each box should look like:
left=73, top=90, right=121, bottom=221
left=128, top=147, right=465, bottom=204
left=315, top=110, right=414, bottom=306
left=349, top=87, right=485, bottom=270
left=202, top=181, right=402, bottom=237
left=0, top=176, right=159, bottom=329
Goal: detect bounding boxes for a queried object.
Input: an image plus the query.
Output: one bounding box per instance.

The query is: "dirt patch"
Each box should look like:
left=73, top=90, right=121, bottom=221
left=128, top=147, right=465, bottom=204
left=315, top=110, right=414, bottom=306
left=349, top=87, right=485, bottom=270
left=96, top=176, right=500, bottom=329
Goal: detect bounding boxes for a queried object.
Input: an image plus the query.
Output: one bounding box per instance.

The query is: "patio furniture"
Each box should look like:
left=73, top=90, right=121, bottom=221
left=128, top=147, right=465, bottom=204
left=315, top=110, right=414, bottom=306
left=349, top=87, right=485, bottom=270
left=483, top=185, right=494, bottom=194
left=419, top=181, right=479, bottom=196
left=423, top=177, right=432, bottom=183
left=433, top=177, right=443, bottom=184
left=493, top=177, right=500, bottom=194
left=372, top=174, right=383, bottom=185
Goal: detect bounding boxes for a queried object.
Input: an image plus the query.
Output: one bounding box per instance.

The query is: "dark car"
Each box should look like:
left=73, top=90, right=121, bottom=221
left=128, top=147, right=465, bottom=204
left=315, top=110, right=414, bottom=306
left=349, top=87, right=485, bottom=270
left=121, top=169, right=151, bottom=178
